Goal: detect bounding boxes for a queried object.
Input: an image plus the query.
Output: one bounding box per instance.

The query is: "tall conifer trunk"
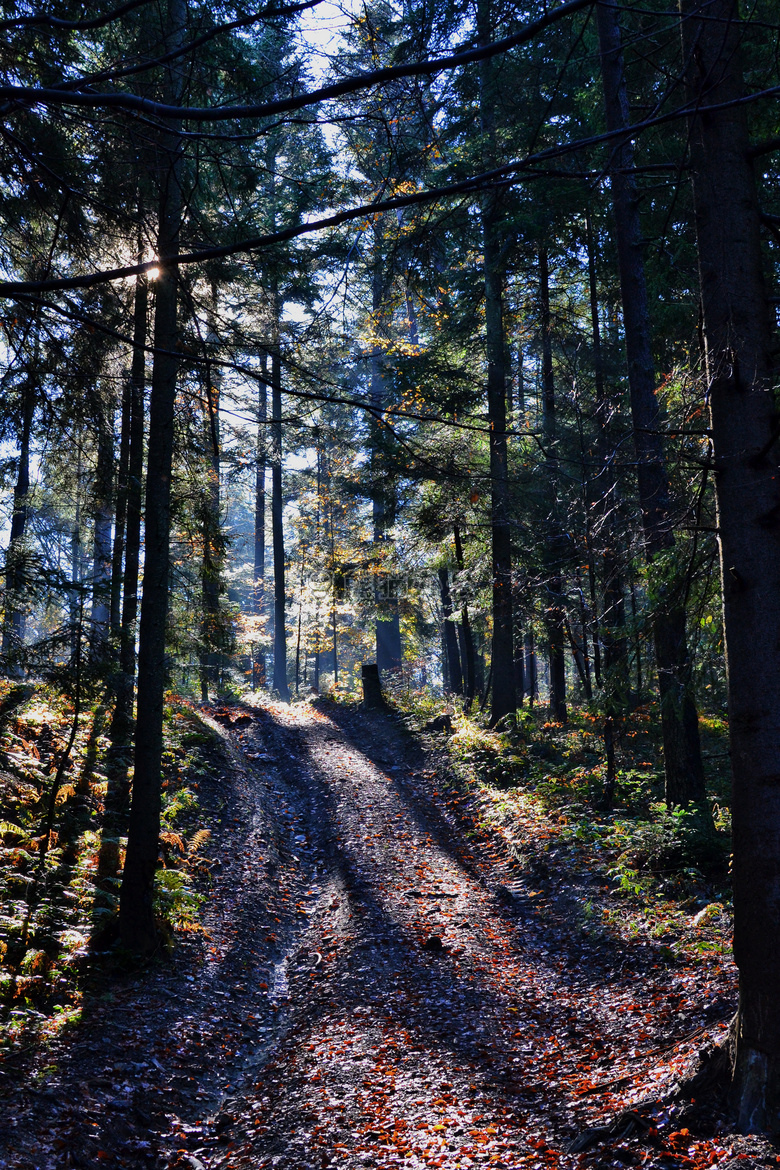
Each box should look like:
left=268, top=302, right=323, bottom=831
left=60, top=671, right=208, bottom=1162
left=119, top=0, right=184, bottom=952
left=110, top=379, right=131, bottom=638
left=454, top=525, right=476, bottom=708
left=370, top=224, right=403, bottom=678
left=682, top=0, right=780, bottom=1129
left=585, top=207, right=627, bottom=700
left=271, top=332, right=290, bottom=701
left=112, top=267, right=147, bottom=745
left=525, top=631, right=538, bottom=704
left=89, top=397, right=114, bottom=655
left=253, top=355, right=267, bottom=687
left=539, top=248, right=567, bottom=722
left=597, top=0, right=704, bottom=805
left=2, top=366, right=36, bottom=676
left=102, top=264, right=149, bottom=878
left=478, top=0, right=515, bottom=726
left=199, top=327, right=222, bottom=702
left=438, top=568, right=463, bottom=694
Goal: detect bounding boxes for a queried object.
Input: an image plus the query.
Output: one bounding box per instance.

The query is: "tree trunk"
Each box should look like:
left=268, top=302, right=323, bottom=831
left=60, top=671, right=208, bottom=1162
left=110, top=379, right=131, bottom=638
left=111, top=268, right=147, bottom=747
left=540, top=248, right=567, bottom=722
left=2, top=369, right=36, bottom=676
left=574, top=578, right=594, bottom=702
left=453, top=525, right=476, bottom=708
left=331, top=591, right=338, bottom=688
left=597, top=0, right=704, bottom=804
left=90, top=399, right=114, bottom=656
left=100, top=356, right=137, bottom=880
left=682, top=0, right=780, bottom=1129
left=271, top=343, right=290, bottom=701
left=253, top=355, right=267, bottom=686
left=362, top=663, right=384, bottom=709
left=514, top=617, right=526, bottom=705
left=525, top=631, right=538, bottom=705
left=295, top=544, right=306, bottom=695
left=371, top=225, right=403, bottom=678
left=331, top=519, right=339, bottom=687
left=69, top=456, right=83, bottom=662
left=119, top=0, right=184, bottom=953
left=479, top=0, right=515, bottom=727
left=199, top=337, right=222, bottom=702
left=438, top=568, right=463, bottom=694
left=585, top=205, right=628, bottom=700
left=483, top=225, right=516, bottom=726
left=630, top=579, right=643, bottom=696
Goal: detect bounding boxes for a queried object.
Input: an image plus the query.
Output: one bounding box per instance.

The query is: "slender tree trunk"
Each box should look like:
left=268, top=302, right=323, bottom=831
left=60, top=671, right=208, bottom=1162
left=438, top=568, right=463, bottom=694
left=514, top=614, right=526, bottom=705
left=2, top=370, right=36, bottom=676
left=602, top=715, right=617, bottom=809
left=199, top=340, right=222, bottom=702
left=479, top=0, right=515, bottom=726
left=371, top=225, right=403, bottom=677
left=100, top=344, right=141, bottom=880
left=630, top=579, right=643, bottom=695
left=597, top=0, right=704, bottom=804
left=112, top=269, right=147, bottom=746
left=312, top=445, right=323, bottom=693
left=119, top=0, right=184, bottom=953
left=253, top=355, right=267, bottom=686
left=329, top=480, right=338, bottom=688
left=540, top=248, right=567, bottom=722
left=575, top=573, right=593, bottom=700
left=525, top=631, right=538, bottom=705
left=271, top=340, right=290, bottom=701
left=566, top=615, right=592, bottom=700
left=483, top=227, right=516, bottom=726
left=586, top=206, right=628, bottom=698
left=90, top=400, right=114, bottom=656
left=682, top=0, right=780, bottom=1129
left=69, top=453, right=83, bottom=661
left=453, top=526, right=477, bottom=709
left=295, top=544, right=306, bottom=695
left=110, top=379, right=131, bottom=638
left=331, top=599, right=338, bottom=686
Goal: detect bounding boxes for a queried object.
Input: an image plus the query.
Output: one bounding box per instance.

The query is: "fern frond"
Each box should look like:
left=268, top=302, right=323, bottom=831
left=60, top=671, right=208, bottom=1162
left=0, top=821, right=30, bottom=843
left=160, top=830, right=185, bottom=852
left=188, top=829, right=211, bottom=856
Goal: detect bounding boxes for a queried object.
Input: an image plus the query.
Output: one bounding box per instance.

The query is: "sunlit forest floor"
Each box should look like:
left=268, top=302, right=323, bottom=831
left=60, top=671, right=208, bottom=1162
left=0, top=682, right=774, bottom=1169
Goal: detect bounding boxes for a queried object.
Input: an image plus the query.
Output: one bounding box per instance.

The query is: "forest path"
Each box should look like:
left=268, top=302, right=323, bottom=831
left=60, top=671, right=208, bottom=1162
left=0, top=699, right=743, bottom=1170
left=184, top=700, right=733, bottom=1170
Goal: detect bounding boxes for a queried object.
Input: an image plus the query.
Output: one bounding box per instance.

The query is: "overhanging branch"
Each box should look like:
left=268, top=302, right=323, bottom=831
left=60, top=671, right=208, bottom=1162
left=0, top=0, right=593, bottom=122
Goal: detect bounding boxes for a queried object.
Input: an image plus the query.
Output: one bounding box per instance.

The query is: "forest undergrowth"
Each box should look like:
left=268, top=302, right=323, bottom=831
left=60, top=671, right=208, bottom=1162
left=0, top=678, right=224, bottom=1058
left=427, top=700, right=734, bottom=974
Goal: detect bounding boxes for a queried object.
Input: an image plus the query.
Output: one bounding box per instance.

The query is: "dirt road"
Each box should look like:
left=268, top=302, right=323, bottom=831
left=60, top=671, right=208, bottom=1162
left=0, top=699, right=752, bottom=1170
left=183, top=700, right=738, bottom=1170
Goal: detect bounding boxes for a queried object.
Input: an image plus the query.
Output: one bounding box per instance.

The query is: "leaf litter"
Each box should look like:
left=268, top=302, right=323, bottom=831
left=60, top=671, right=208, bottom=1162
left=0, top=697, right=772, bottom=1169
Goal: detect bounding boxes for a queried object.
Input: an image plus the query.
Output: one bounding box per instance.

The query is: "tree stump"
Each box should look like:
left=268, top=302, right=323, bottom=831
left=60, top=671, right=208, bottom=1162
left=361, top=664, right=385, bottom=709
